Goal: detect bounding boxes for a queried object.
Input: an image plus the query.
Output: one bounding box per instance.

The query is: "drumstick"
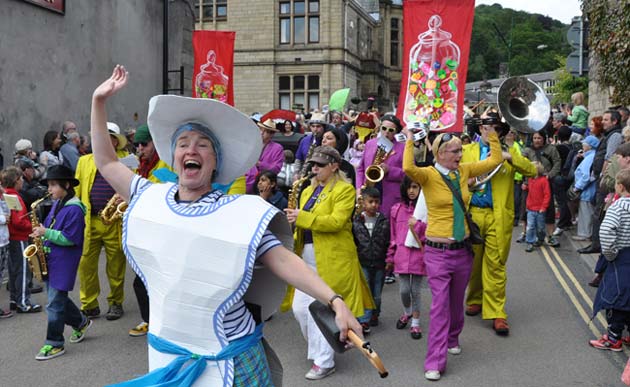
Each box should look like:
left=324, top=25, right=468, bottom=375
left=347, top=330, right=389, bottom=378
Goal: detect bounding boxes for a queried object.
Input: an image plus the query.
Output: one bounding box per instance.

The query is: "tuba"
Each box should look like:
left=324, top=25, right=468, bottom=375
left=497, top=76, right=550, bottom=134
left=99, top=194, right=128, bottom=225
left=469, top=77, right=551, bottom=191
left=24, top=193, right=51, bottom=282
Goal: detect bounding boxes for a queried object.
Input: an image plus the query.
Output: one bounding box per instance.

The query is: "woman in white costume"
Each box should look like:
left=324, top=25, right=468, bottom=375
left=92, top=66, right=361, bottom=387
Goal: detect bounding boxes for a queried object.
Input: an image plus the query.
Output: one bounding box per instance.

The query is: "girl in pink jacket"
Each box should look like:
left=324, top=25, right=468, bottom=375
left=386, top=176, right=427, bottom=339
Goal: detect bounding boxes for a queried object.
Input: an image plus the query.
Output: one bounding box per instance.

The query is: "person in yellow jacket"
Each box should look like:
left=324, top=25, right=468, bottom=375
left=462, top=115, right=536, bottom=336
left=284, top=145, right=374, bottom=380
left=127, top=124, right=171, bottom=337
left=75, top=122, right=129, bottom=320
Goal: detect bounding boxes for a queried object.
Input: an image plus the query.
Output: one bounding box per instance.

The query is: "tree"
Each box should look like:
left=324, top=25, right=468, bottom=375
left=582, top=0, right=630, bottom=104
left=550, top=57, right=589, bottom=105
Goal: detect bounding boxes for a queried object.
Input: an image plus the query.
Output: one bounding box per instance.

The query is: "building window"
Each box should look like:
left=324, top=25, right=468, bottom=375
left=279, top=0, right=319, bottom=45
left=279, top=75, right=320, bottom=111
left=195, top=0, right=227, bottom=23
left=391, top=18, right=399, bottom=67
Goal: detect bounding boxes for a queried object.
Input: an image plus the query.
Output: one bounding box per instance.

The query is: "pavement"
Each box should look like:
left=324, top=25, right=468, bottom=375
left=0, top=226, right=627, bottom=386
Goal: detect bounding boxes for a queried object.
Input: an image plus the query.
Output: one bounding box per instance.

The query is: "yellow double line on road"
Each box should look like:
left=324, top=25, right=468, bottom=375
left=539, top=244, right=609, bottom=338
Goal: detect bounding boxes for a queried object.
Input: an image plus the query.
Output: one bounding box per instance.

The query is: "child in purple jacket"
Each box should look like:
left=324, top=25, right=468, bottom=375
left=386, top=176, right=427, bottom=340
left=30, top=165, right=91, bottom=361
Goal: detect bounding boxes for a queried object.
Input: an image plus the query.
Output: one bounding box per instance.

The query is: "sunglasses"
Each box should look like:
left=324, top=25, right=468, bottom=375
left=134, top=141, right=148, bottom=147
left=312, top=161, right=330, bottom=168
left=380, top=125, right=397, bottom=133
left=437, top=133, right=453, bottom=149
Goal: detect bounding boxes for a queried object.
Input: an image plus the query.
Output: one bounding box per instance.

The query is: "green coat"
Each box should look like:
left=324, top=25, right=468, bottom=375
left=287, top=177, right=375, bottom=317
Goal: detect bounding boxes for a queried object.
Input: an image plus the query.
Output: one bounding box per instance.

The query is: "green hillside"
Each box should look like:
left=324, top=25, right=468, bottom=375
left=467, top=4, right=572, bottom=81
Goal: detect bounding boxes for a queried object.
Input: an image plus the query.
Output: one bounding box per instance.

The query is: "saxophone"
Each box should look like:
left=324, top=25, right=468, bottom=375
left=287, top=173, right=314, bottom=210
left=99, top=194, right=128, bottom=225
left=23, top=193, right=51, bottom=282
left=299, top=137, right=318, bottom=177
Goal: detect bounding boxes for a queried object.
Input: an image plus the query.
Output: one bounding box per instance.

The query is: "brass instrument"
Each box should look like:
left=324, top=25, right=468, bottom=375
left=357, top=138, right=395, bottom=213
left=299, top=138, right=318, bottom=177
left=288, top=173, right=314, bottom=210
left=497, top=76, right=550, bottom=134
left=469, top=143, right=509, bottom=192
left=24, top=193, right=51, bottom=282
left=99, top=194, right=128, bottom=225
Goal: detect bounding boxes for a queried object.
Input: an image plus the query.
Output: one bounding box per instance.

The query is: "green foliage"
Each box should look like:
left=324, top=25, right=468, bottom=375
left=550, top=56, right=589, bottom=105
left=582, top=0, right=630, bottom=104
left=467, top=4, right=572, bottom=82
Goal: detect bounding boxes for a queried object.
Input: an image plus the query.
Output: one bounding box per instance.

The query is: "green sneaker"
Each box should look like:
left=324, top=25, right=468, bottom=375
left=35, top=344, right=65, bottom=360
left=70, top=319, right=93, bottom=344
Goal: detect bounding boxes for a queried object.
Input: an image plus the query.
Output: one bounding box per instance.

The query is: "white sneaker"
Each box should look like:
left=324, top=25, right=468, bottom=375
left=552, top=227, right=564, bottom=236
left=425, top=370, right=441, bottom=381
left=305, top=364, right=335, bottom=380
left=448, top=346, right=462, bottom=355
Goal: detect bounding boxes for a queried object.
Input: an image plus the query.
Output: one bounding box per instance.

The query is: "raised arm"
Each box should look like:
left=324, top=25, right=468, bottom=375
left=91, top=65, right=135, bottom=202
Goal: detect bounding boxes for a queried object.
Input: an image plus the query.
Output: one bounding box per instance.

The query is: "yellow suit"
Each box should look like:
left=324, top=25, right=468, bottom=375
left=284, top=177, right=374, bottom=317
left=462, top=141, right=536, bottom=319
left=75, top=151, right=129, bottom=311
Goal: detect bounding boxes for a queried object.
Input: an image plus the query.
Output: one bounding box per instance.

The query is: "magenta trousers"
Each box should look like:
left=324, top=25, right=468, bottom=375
left=423, top=245, right=473, bottom=372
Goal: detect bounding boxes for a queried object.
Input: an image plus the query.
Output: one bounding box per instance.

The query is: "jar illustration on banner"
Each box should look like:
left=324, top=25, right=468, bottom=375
left=403, top=15, right=461, bottom=132
left=195, top=50, right=229, bottom=102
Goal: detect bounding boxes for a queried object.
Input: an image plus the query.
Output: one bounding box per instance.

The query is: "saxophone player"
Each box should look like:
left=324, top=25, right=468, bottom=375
left=74, top=122, right=129, bottom=320
left=293, top=112, right=326, bottom=180
left=461, top=112, right=536, bottom=336
left=1, top=166, right=42, bottom=313
left=356, top=114, right=406, bottom=221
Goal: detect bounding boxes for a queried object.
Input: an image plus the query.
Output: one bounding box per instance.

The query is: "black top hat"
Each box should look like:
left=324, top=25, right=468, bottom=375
left=41, top=165, right=80, bottom=187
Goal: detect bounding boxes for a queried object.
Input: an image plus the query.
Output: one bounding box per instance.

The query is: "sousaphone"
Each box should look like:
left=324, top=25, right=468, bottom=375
left=498, top=76, right=550, bottom=133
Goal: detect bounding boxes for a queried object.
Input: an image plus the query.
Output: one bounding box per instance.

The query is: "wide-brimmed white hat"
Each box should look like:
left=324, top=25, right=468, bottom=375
left=107, top=122, right=128, bottom=150
left=147, top=95, right=262, bottom=185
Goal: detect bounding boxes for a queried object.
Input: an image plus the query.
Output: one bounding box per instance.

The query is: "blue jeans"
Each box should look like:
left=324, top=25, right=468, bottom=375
left=526, top=210, right=546, bottom=244
left=46, top=283, right=87, bottom=347
left=358, top=267, right=384, bottom=323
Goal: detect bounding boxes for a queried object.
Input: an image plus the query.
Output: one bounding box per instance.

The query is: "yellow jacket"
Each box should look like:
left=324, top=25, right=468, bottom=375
left=74, top=150, right=129, bottom=255
left=284, top=177, right=375, bottom=317
left=462, top=140, right=536, bottom=258
left=146, top=159, right=172, bottom=183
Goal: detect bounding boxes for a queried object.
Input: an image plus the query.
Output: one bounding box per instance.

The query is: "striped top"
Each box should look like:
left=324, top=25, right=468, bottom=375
left=600, top=197, right=630, bottom=261
left=90, top=171, right=116, bottom=214
left=130, top=175, right=282, bottom=341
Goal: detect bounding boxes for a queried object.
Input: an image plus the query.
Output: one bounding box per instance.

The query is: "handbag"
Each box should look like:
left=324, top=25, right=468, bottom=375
left=437, top=170, right=484, bottom=245
left=566, top=182, right=582, bottom=202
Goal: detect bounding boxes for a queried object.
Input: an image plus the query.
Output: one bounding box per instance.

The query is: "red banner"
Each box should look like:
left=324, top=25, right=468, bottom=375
left=396, top=0, right=475, bottom=132
left=192, top=31, right=236, bottom=105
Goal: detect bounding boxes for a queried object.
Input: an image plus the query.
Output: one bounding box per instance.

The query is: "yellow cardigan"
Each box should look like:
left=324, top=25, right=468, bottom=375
left=284, top=177, right=375, bottom=317
left=402, top=132, right=502, bottom=239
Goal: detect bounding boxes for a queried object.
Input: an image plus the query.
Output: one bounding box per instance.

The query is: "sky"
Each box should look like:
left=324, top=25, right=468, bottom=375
left=475, top=0, right=582, bottom=24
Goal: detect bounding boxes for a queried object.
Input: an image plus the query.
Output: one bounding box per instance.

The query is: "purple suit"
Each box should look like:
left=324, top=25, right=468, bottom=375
left=43, top=200, right=86, bottom=291
left=245, top=141, right=284, bottom=193
left=356, top=138, right=406, bottom=219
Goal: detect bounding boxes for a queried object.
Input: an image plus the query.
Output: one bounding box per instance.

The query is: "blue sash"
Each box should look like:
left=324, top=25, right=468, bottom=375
left=106, top=324, right=264, bottom=387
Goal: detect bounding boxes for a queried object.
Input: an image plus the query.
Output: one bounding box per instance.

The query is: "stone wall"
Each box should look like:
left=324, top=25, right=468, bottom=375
left=0, top=0, right=193, bottom=166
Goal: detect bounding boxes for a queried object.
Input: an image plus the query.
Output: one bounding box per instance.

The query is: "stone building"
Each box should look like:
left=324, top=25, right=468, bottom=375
left=0, top=0, right=193, bottom=167
left=194, top=0, right=403, bottom=115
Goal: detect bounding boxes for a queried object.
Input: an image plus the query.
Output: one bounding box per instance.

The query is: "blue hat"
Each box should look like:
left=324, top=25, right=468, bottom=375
left=582, top=135, right=600, bottom=149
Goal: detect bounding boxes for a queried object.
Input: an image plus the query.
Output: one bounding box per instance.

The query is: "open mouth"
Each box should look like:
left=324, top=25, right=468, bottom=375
left=184, top=160, right=201, bottom=170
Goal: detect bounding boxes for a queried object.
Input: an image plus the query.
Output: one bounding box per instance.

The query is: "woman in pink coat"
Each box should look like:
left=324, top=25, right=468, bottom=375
left=386, top=176, right=427, bottom=339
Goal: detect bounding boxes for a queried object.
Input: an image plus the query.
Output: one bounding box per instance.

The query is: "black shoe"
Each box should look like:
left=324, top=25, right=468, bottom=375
left=578, top=246, right=601, bottom=254
left=82, top=307, right=101, bottom=319
left=361, top=322, right=371, bottom=336
left=369, top=315, right=379, bottom=327
left=106, top=304, right=124, bottom=321
left=9, top=301, right=17, bottom=311
left=16, top=304, right=42, bottom=313
left=588, top=273, right=603, bottom=288
left=29, top=285, right=43, bottom=294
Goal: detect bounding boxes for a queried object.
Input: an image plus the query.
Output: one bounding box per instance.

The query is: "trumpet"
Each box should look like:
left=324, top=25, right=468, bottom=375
left=99, top=194, right=128, bottom=224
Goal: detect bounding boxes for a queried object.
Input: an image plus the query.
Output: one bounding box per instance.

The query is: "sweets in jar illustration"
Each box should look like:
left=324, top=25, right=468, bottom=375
left=195, top=50, right=229, bottom=102
left=403, top=15, right=461, bottom=132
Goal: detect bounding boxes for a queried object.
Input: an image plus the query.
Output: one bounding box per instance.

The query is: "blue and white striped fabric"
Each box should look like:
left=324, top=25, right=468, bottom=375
left=129, top=175, right=282, bottom=341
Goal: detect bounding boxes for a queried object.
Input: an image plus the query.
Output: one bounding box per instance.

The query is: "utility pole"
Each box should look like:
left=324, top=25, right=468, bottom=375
left=492, top=14, right=513, bottom=78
